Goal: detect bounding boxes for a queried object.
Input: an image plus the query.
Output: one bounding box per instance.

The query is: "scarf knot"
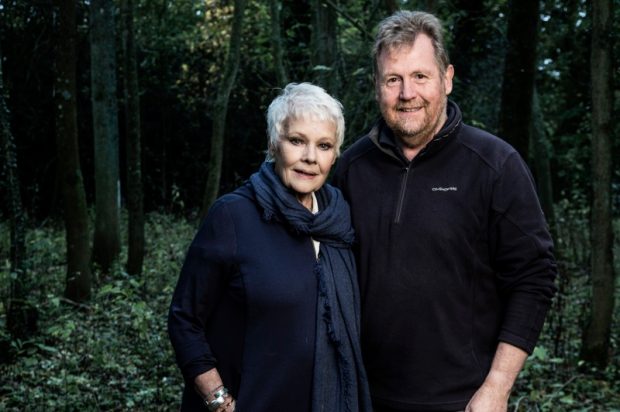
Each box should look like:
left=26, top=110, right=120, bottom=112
left=249, top=162, right=354, bottom=247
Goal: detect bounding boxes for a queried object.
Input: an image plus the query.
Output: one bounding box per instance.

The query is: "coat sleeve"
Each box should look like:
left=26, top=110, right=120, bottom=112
left=168, top=199, right=237, bottom=382
left=490, top=152, right=558, bottom=354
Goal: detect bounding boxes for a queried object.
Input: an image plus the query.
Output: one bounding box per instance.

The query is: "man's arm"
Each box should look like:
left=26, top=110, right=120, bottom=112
left=465, top=342, right=528, bottom=412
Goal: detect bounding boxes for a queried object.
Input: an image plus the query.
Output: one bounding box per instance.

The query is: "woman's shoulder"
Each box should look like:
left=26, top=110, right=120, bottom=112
left=203, top=182, right=263, bottom=230
left=211, top=182, right=256, bottom=211
left=195, top=183, right=259, bottom=242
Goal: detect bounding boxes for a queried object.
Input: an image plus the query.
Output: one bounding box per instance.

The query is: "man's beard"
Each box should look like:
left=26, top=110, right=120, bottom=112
left=387, top=95, right=448, bottom=149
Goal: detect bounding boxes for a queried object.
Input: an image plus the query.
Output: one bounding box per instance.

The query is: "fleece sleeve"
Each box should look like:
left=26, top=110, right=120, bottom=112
left=490, top=152, right=558, bottom=354
left=167, top=200, right=237, bottom=382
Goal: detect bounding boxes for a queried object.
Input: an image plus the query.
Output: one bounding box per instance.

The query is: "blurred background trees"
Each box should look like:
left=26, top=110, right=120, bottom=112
left=0, top=0, right=618, bottom=409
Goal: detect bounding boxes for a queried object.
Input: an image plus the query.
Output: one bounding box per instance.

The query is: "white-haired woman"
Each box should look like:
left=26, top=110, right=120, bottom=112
left=168, top=83, right=371, bottom=412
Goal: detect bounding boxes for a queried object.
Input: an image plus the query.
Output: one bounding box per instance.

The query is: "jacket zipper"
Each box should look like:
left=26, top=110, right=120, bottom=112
left=394, top=165, right=411, bottom=224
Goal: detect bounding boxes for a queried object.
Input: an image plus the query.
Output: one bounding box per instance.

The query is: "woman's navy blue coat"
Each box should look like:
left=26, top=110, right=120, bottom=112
left=168, top=183, right=320, bottom=411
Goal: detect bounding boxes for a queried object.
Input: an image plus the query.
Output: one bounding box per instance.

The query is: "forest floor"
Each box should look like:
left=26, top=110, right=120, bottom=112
left=0, top=213, right=619, bottom=411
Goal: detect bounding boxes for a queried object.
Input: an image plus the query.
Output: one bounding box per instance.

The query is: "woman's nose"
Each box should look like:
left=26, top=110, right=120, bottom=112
left=302, top=144, right=317, bottom=163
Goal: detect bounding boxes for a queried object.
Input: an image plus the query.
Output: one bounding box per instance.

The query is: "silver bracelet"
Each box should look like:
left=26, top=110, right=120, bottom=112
left=205, top=387, right=229, bottom=411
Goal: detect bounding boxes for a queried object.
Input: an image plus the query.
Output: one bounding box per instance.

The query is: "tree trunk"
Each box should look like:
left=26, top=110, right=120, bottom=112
left=498, top=0, right=539, bottom=163
left=121, top=0, right=145, bottom=276
left=450, top=0, right=486, bottom=90
left=201, top=0, right=247, bottom=217
left=581, top=0, right=615, bottom=367
left=421, top=0, right=437, bottom=13
left=383, top=0, right=399, bottom=14
left=284, top=1, right=312, bottom=82
left=311, top=0, right=338, bottom=93
left=270, top=0, right=288, bottom=87
left=90, top=0, right=121, bottom=273
left=54, top=0, right=92, bottom=301
left=530, top=88, right=555, bottom=232
left=1, top=43, right=37, bottom=339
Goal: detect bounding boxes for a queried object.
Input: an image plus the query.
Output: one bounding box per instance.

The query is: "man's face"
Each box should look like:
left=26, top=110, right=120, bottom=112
left=375, top=34, right=453, bottom=151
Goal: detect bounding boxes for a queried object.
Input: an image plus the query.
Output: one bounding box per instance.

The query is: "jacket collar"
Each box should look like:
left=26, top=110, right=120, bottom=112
left=368, top=100, right=463, bottom=164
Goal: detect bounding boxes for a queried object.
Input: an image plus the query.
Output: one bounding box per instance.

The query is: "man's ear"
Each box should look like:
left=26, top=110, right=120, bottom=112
left=444, top=64, right=454, bottom=96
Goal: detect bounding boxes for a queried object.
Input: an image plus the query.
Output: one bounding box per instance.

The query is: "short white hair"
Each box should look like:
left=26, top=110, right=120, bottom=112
left=266, top=82, right=345, bottom=161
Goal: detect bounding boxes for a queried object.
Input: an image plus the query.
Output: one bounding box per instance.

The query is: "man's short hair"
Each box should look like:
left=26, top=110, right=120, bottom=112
left=373, top=10, right=450, bottom=76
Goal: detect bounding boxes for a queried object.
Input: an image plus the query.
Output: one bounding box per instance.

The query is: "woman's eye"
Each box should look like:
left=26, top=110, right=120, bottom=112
left=288, top=137, right=303, bottom=145
left=318, top=143, right=333, bottom=151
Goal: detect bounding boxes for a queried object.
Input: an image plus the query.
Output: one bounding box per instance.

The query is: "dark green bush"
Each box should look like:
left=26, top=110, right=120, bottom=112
left=0, top=212, right=618, bottom=411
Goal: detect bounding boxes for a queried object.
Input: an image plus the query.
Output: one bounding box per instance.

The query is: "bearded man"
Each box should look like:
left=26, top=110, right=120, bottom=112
left=333, top=10, right=557, bottom=412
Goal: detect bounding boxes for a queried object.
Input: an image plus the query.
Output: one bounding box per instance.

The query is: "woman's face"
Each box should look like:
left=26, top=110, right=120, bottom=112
left=273, top=117, right=338, bottom=210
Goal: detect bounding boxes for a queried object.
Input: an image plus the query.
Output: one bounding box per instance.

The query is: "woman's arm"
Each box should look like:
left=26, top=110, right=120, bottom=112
left=168, top=200, right=238, bottom=388
left=194, top=368, right=236, bottom=411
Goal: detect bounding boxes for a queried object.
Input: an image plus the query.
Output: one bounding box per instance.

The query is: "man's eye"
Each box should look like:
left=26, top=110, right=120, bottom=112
left=386, top=77, right=400, bottom=85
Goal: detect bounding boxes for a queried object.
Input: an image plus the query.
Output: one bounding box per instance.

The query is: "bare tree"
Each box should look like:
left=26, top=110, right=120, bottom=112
left=530, top=88, right=555, bottom=231
left=90, top=0, right=121, bottom=272
left=311, top=0, right=338, bottom=93
left=581, top=0, right=615, bottom=367
left=498, top=0, right=540, bottom=163
left=450, top=0, right=485, bottom=91
left=270, top=0, right=288, bottom=87
left=1, top=42, right=37, bottom=338
left=384, top=0, right=399, bottom=14
left=54, top=0, right=92, bottom=301
left=121, top=0, right=145, bottom=276
left=201, top=0, right=247, bottom=217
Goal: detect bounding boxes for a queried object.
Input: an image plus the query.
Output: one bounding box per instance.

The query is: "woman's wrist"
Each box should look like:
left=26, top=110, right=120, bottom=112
left=194, top=369, right=223, bottom=399
left=204, top=384, right=224, bottom=400
left=204, top=386, right=229, bottom=411
left=193, top=370, right=234, bottom=411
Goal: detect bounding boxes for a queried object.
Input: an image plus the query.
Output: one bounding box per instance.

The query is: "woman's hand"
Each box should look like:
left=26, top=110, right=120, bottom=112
left=220, top=397, right=236, bottom=412
left=194, top=369, right=236, bottom=411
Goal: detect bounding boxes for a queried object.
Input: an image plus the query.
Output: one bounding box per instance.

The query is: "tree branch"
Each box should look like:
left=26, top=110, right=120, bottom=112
left=321, top=0, right=374, bottom=41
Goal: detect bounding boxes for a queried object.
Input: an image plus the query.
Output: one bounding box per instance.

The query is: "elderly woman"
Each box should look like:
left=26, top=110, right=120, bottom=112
left=168, top=83, right=371, bottom=412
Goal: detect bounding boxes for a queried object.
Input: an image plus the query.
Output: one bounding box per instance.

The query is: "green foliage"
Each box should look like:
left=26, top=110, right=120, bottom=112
left=514, top=346, right=620, bottom=411
left=0, top=213, right=195, bottom=410
left=1, top=211, right=619, bottom=410
left=1, top=0, right=614, bottom=220
left=507, top=201, right=620, bottom=411
left=1, top=0, right=619, bottom=408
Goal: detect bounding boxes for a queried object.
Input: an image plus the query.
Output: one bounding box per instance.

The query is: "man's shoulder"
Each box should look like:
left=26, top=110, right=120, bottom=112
left=339, top=131, right=380, bottom=166
left=457, top=123, right=519, bottom=172
left=333, top=134, right=379, bottom=185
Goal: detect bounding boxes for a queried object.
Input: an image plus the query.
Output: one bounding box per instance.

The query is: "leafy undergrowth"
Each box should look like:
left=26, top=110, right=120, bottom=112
left=0, top=213, right=619, bottom=411
left=0, top=213, right=195, bottom=410
left=512, top=345, right=620, bottom=411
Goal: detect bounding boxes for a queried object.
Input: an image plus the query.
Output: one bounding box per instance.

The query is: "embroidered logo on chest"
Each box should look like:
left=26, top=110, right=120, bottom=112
left=432, top=186, right=458, bottom=192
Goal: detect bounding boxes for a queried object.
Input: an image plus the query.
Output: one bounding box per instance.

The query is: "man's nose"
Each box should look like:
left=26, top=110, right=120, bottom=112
left=400, top=78, right=417, bottom=100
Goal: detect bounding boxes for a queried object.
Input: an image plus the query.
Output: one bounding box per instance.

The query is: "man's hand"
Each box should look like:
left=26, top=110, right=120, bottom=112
left=465, top=377, right=510, bottom=411
left=465, top=342, right=528, bottom=411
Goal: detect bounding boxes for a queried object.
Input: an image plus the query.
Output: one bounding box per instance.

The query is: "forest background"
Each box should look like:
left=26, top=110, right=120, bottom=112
left=0, top=0, right=619, bottom=410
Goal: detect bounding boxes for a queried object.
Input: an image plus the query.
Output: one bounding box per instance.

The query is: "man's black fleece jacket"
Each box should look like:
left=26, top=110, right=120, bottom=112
left=332, top=101, right=557, bottom=411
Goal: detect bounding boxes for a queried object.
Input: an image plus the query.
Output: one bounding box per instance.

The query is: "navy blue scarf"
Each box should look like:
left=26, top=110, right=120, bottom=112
left=249, top=162, right=372, bottom=412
